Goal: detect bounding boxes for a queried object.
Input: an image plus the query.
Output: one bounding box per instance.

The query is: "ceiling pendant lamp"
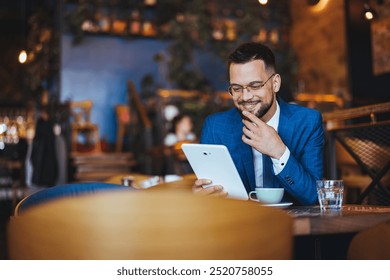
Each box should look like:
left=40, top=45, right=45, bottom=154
left=363, top=2, right=377, bottom=21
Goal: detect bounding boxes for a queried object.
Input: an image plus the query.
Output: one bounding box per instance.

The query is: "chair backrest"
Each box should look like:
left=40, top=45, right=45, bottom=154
left=8, top=189, right=293, bottom=260
left=115, top=104, right=131, bottom=152
left=347, top=220, right=390, bottom=259
left=295, top=92, right=345, bottom=112
left=70, top=100, right=94, bottom=125
left=323, top=102, right=390, bottom=205
left=115, top=104, right=130, bottom=124
left=14, top=182, right=126, bottom=216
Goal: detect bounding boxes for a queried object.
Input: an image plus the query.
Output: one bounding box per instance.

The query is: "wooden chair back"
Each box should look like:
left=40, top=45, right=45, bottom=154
left=70, top=100, right=94, bottom=125
left=295, top=92, right=345, bottom=111
left=323, top=102, right=390, bottom=204
left=70, top=99, right=101, bottom=153
left=348, top=220, right=390, bottom=259
left=8, top=189, right=293, bottom=260
left=115, top=104, right=131, bottom=152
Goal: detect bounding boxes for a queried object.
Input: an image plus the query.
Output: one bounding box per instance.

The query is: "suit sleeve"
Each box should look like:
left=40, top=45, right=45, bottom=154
left=276, top=111, right=324, bottom=205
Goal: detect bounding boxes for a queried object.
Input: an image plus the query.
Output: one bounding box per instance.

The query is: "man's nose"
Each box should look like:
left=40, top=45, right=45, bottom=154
left=242, top=87, right=253, bottom=101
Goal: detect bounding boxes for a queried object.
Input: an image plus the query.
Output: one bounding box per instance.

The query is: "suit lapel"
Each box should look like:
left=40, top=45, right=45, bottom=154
left=240, top=142, right=255, bottom=192
left=277, top=98, right=294, bottom=147
left=265, top=99, right=293, bottom=188
left=223, top=109, right=255, bottom=193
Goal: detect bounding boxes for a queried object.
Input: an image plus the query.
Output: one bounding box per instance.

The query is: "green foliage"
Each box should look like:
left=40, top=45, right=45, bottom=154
left=24, top=6, right=60, bottom=102
left=64, top=0, right=295, bottom=93
left=161, top=0, right=293, bottom=92
left=66, top=2, right=89, bottom=45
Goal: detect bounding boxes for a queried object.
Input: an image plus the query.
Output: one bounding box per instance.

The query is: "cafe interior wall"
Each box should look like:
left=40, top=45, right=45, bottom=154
left=345, top=0, right=390, bottom=104
left=62, top=0, right=388, bottom=145
left=60, top=34, right=227, bottom=144
left=61, top=35, right=170, bottom=145
left=60, top=0, right=289, bottom=146
left=290, top=0, right=351, bottom=103
left=290, top=0, right=390, bottom=105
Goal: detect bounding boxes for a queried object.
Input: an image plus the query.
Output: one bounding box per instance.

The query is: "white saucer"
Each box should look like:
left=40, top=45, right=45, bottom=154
left=263, top=202, right=293, bottom=208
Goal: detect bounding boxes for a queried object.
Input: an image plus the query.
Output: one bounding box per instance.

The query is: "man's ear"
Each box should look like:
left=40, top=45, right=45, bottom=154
left=273, top=74, right=281, bottom=92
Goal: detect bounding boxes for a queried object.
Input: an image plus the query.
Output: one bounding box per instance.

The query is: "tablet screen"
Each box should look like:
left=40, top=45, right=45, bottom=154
left=182, top=143, right=249, bottom=200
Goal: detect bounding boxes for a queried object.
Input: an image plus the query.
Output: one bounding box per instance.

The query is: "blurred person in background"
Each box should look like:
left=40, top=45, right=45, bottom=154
left=164, top=113, right=196, bottom=174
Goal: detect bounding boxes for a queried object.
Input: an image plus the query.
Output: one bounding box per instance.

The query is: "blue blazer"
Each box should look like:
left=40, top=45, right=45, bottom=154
left=200, top=98, right=324, bottom=205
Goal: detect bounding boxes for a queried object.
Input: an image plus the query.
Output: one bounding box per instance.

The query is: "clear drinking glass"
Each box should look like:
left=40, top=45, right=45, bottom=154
left=316, top=180, right=344, bottom=211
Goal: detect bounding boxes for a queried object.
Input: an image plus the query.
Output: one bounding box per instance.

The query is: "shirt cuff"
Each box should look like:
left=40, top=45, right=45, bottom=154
left=272, top=147, right=290, bottom=175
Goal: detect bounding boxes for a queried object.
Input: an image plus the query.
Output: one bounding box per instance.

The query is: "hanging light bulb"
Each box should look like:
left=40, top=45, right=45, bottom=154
left=258, top=0, right=268, bottom=5
left=364, top=3, right=377, bottom=21
left=308, top=0, right=330, bottom=12
left=365, top=10, right=374, bottom=20
left=18, top=50, right=27, bottom=64
left=19, top=0, right=28, bottom=64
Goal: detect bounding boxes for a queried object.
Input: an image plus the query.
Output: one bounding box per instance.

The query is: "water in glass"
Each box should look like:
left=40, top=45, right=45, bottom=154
left=317, top=180, right=344, bottom=211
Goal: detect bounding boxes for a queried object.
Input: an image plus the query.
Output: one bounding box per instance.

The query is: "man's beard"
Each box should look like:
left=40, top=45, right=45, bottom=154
left=239, top=92, right=274, bottom=120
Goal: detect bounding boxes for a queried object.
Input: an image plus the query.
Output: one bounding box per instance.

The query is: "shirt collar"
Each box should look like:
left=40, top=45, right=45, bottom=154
left=266, top=100, right=280, bottom=131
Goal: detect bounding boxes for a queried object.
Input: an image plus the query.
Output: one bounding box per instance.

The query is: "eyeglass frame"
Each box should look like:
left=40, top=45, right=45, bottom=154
left=228, top=73, right=276, bottom=96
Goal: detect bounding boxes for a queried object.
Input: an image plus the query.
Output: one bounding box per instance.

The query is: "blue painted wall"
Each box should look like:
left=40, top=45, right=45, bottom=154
left=60, top=34, right=227, bottom=144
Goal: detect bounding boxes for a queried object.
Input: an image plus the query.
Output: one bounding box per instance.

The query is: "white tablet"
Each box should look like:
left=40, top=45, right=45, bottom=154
left=181, top=143, right=249, bottom=200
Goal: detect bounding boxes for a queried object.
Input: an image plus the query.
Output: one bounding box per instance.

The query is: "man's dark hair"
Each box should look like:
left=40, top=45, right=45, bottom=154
left=228, top=42, right=276, bottom=72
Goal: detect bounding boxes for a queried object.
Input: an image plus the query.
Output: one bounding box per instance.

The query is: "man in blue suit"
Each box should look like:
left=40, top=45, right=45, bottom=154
left=193, top=42, right=324, bottom=205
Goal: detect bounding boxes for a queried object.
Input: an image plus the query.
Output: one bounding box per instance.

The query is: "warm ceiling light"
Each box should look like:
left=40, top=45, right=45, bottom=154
left=144, top=0, right=156, bottom=5
left=365, top=10, right=374, bottom=20
left=308, top=0, right=330, bottom=12
left=258, top=0, right=268, bottom=5
left=364, top=3, right=377, bottom=21
left=18, top=50, right=27, bottom=64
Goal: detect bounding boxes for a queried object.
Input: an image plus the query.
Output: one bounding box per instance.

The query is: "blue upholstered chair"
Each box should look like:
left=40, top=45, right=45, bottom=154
left=14, top=182, right=131, bottom=215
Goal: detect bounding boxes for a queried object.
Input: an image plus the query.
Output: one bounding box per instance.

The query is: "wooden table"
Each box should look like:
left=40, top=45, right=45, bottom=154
left=285, top=204, right=390, bottom=259
left=287, top=205, right=390, bottom=236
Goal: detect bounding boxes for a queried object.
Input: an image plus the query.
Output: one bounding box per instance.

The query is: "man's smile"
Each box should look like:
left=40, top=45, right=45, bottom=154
left=239, top=101, right=261, bottom=112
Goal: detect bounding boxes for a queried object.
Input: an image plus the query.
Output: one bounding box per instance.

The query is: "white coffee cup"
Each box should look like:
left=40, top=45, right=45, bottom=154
left=249, top=188, right=284, bottom=204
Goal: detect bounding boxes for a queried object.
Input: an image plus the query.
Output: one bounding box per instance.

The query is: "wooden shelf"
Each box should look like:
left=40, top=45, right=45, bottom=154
left=71, top=152, right=137, bottom=182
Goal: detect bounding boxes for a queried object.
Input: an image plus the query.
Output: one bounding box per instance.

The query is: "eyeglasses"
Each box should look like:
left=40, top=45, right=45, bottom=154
left=228, top=73, right=275, bottom=96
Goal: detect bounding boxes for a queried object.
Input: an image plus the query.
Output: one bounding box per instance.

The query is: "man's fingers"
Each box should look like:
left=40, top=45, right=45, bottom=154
left=242, top=124, right=256, bottom=137
left=242, top=111, right=265, bottom=128
left=242, top=110, right=257, bottom=123
left=192, top=179, right=228, bottom=197
left=193, top=185, right=227, bottom=196
left=242, top=134, right=252, bottom=145
left=195, top=178, right=212, bottom=186
left=212, top=189, right=229, bottom=197
left=193, top=179, right=211, bottom=191
left=199, top=185, right=222, bottom=195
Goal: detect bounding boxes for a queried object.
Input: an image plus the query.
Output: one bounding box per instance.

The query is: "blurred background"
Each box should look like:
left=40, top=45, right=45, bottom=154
left=0, top=0, right=389, bottom=209
left=0, top=0, right=389, bottom=181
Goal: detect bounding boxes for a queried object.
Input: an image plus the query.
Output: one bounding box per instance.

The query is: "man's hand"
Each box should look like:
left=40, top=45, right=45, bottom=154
left=192, top=178, right=228, bottom=197
left=241, top=110, right=286, bottom=159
